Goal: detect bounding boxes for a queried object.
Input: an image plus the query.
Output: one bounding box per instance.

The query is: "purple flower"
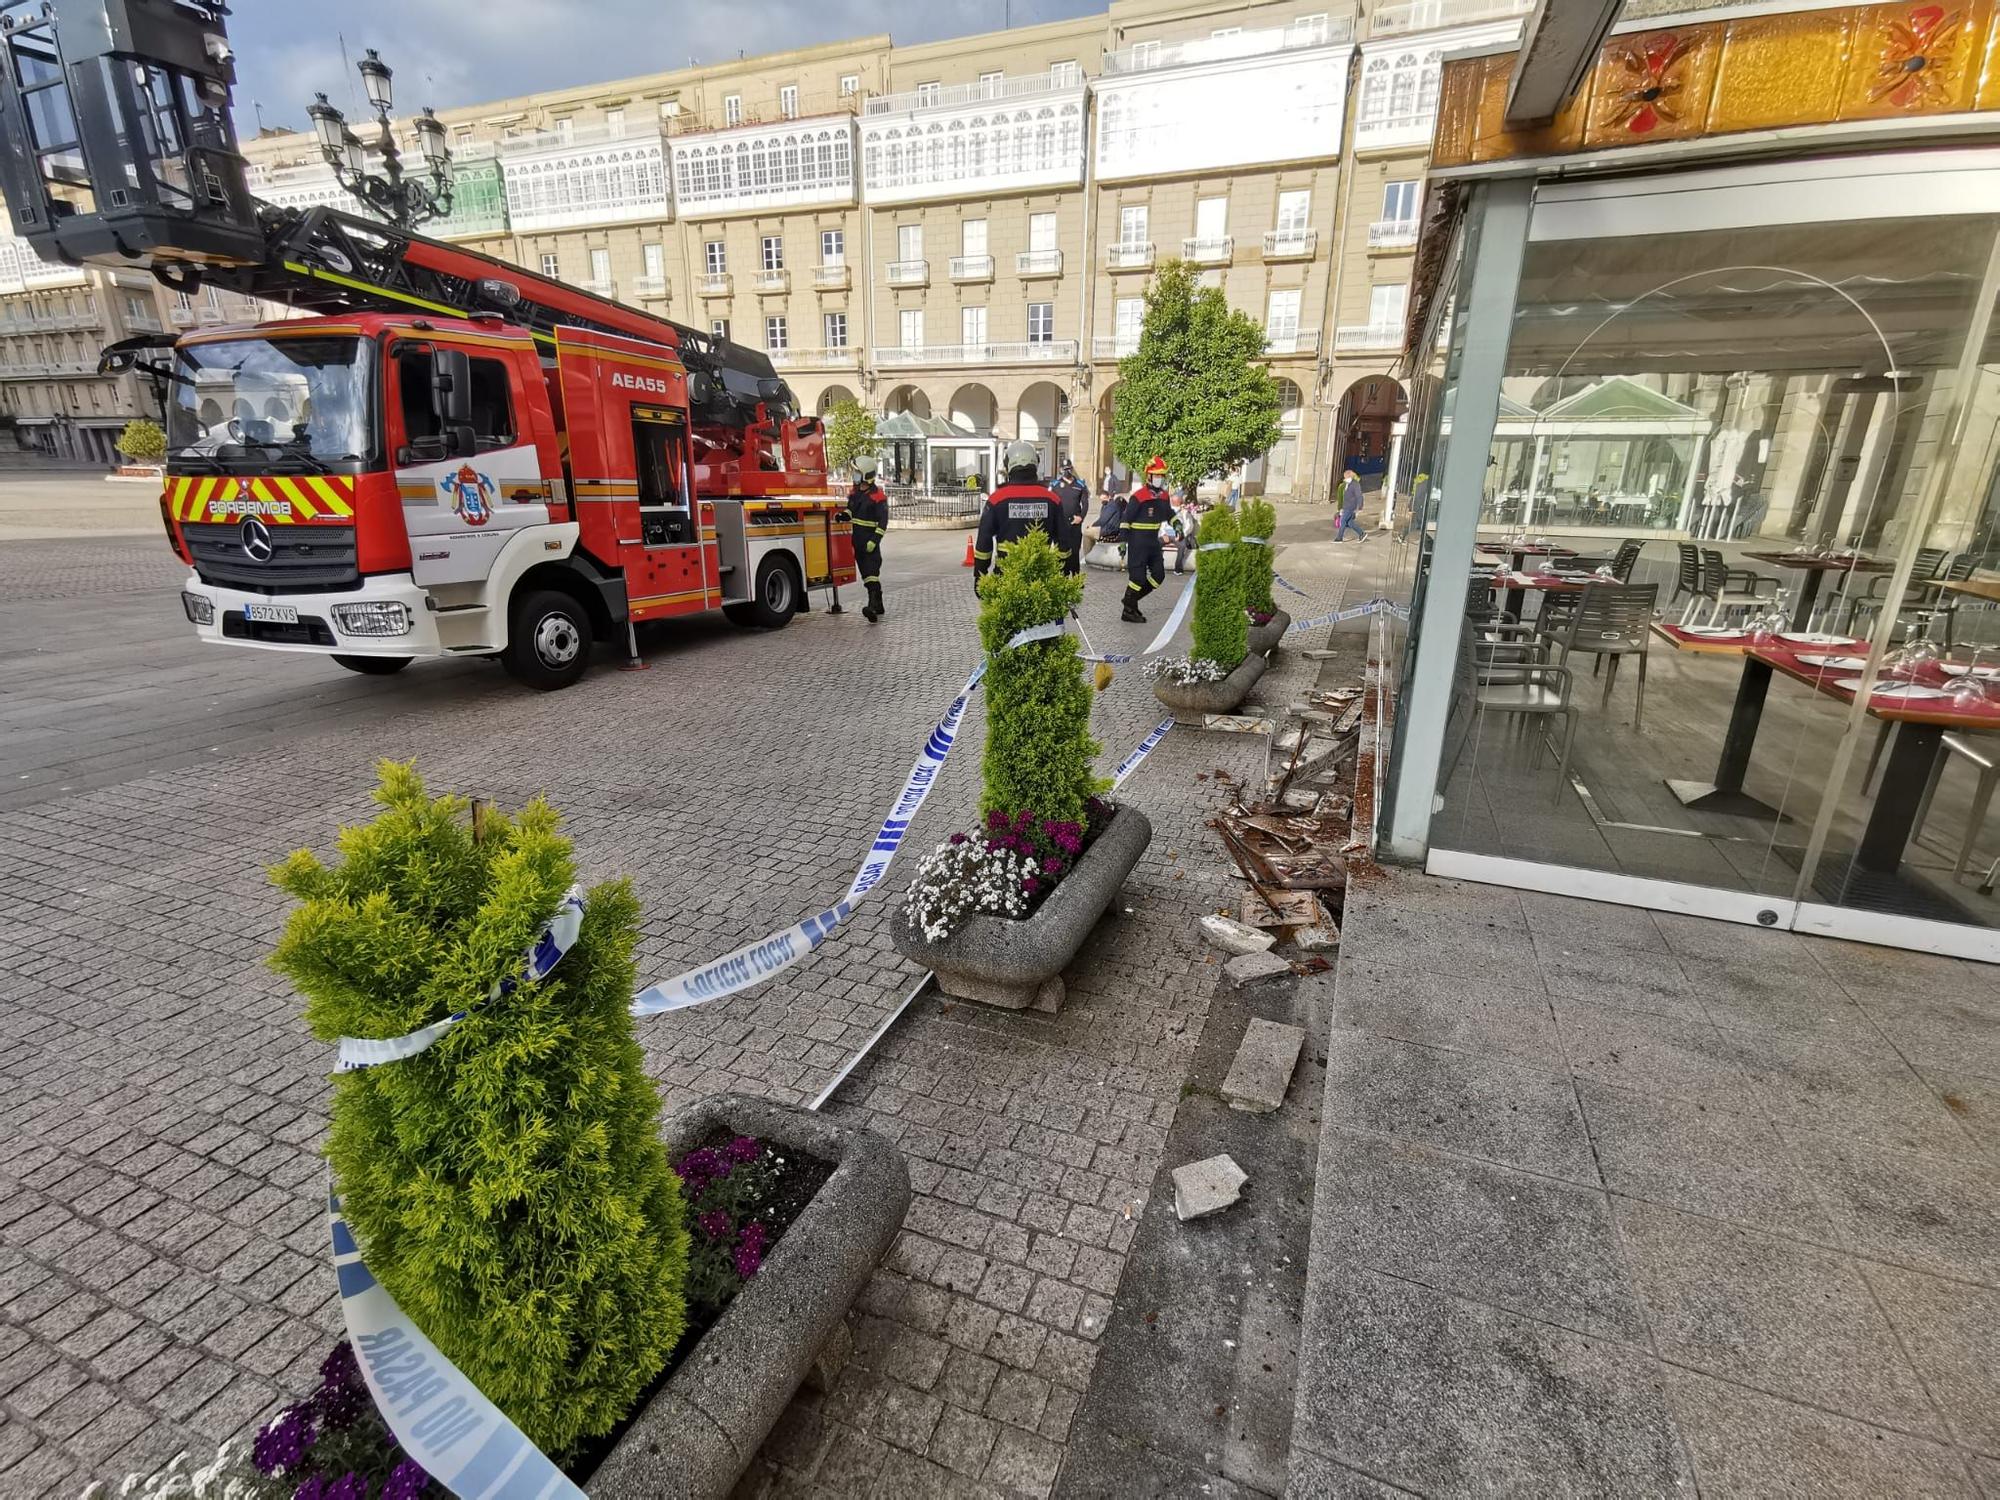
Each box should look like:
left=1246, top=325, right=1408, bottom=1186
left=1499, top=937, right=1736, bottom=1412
left=313, top=1373, right=367, bottom=1432
left=698, top=1209, right=733, bottom=1241
left=1013, top=809, right=1033, bottom=831
left=949, top=832, right=967, bottom=845
left=325, top=1475, right=369, bottom=1500
left=1022, top=876, right=1040, bottom=894
left=379, top=1460, right=430, bottom=1500
left=1042, top=857, right=1063, bottom=875
left=733, top=1222, right=767, bottom=1278
left=986, top=808, right=1007, bottom=830
left=675, top=1146, right=731, bottom=1194
left=727, top=1135, right=762, bottom=1164
left=253, top=1404, right=317, bottom=1476
left=319, top=1342, right=361, bottom=1390
left=293, top=1480, right=326, bottom=1500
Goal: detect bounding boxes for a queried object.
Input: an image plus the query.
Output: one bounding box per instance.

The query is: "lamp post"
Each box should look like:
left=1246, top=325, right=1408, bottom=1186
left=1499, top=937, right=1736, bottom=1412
left=305, top=49, right=453, bottom=229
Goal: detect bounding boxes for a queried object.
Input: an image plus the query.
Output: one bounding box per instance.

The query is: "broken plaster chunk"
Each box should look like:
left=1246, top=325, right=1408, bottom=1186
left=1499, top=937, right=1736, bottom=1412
left=1221, top=1019, right=1307, bottom=1114
left=1172, top=1153, right=1248, bottom=1220
left=1200, top=914, right=1276, bottom=957
left=1224, top=950, right=1293, bottom=989
left=1295, top=923, right=1342, bottom=953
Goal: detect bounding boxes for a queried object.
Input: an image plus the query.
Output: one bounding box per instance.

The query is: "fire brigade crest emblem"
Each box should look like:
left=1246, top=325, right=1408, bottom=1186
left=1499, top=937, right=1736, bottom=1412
left=440, top=464, right=498, bottom=527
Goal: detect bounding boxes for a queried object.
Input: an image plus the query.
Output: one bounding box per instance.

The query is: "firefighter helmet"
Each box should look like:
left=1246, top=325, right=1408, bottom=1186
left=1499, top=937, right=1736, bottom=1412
left=1004, top=439, right=1040, bottom=471
left=853, top=454, right=880, bottom=478
left=1144, top=456, right=1169, bottom=478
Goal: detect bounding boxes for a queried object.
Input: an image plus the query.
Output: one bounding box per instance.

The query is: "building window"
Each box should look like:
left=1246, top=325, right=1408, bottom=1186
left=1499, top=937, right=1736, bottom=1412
left=899, top=308, right=923, bottom=349
left=978, top=71, right=1004, bottom=98
left=916, top=82, right=941, bottom=106
left=1266, top=288, right=1301, bottom=342
left=1029, top=212, right=1057, bottom=253
left=962, top=219, right=987, bottom=257
left=589, top=248, right=612, bottom=288
left=605, top=107, right=625, bottom=138
left=762, top=235, right=785, bottom=271
left=779, top=85, right=798, bottom=119
left=1118, top=205, right=1148, bottom=248
left=540, top=252, right=559, bottom=278
left=1051, top=60, right=1079, bottom=87
left=821, top=229, right=844, bottom=266
left=1195, top=196, right=1227, bottom=242
left=1368, top=282, right=1408, bottom=330
left=553, top=117, right=574, bottom=143
left=1113, top=296, right=1143, bottom=350
left=643, top=242, right=666, bottom=280
left=824, top=311, right=847, bottom=349
left=705, top=240, right=726, bottom=275
left=1276, top=190, right=1310, bottom=233
left=1382, top=179, right=1420, bottom=224
left=723, top=94, right=743, bottom=126
left=962, top=306, right=987, bottom=345
left=1027, top=302, right=1053, bottom=344
left=712, top=319, right=730, bottom=341
left=1291, top=13, right=1331, bottom=45
left=840, top=74, right=860, bottom=96
left=897, top=223, right=922, bottom=261
left=766, top=316, right=787, bottom=351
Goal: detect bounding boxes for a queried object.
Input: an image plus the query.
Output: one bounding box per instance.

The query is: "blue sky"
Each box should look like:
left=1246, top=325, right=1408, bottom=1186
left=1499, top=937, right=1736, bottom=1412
left=228, top=0, right=1105, bottom=136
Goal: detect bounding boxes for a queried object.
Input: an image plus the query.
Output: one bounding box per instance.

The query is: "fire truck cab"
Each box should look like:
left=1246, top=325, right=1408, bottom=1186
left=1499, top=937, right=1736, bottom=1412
left=162, top=311, right=852, bottom=689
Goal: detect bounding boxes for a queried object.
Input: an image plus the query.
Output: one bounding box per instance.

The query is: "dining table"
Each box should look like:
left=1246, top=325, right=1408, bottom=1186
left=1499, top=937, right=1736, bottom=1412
left=1491, top=565, right=1593, bottom=624
left=1741, top=550, right=1895, bottom=631
left=1650, top=621, right=2000, bottom=874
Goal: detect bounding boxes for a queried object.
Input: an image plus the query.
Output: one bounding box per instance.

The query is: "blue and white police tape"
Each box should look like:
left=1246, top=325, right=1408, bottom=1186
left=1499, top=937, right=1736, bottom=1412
left=331, top=1193, right=585, bottom=1500
left=336, top=886, right=585, bottom=1073
left=630, top=658, right=985, bottom=1015
left=1271, top=571, right=1313, bottom=599
left=1112, top=717, right=1176, bottom=789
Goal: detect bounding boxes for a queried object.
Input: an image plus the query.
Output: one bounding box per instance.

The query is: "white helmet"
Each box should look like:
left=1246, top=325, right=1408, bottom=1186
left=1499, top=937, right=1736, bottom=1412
left=1004, top=439, right=1039, bottom=471
left=853, top=454, right=879, bottom=478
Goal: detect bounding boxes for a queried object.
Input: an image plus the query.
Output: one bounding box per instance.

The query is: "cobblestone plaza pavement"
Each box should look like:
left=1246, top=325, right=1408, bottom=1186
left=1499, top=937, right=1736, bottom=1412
left=0, top=512, right=1371, bottom=1495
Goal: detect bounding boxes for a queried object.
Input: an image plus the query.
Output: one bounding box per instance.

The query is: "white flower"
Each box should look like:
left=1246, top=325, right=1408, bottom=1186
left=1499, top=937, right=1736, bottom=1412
left=1144, top=655, right=1229, bottom=685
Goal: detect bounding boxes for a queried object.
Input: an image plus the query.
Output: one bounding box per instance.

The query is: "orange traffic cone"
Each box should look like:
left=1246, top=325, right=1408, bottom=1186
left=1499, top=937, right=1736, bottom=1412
left=963, top=534, right=976, bottom=567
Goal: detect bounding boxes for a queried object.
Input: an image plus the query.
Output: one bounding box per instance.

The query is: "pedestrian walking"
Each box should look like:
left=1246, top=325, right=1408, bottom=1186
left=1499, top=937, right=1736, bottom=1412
left=1122, top=456, right=1173, bottom=622
left=1170, top=493, right=1201, bottom=574
left=1405, top=471, right=1430, bottom=538
left=973, top=440, right=1076, bottom=589
left=1336, top=468, right=1367, bottom=542
left=847, top=455, right=890, bottom=622
left=1051, top=456, right=1091, bottom=577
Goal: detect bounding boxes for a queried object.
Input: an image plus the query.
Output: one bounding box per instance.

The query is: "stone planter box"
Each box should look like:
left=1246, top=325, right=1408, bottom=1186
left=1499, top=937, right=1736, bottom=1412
left=888, top=804, right=1154, bottom=1012
left=1151, top=652, right=1267, bottom=718
left=587, top=1093, right=910, bottom=1500
left=1245, top=609, right=1291, bottom=657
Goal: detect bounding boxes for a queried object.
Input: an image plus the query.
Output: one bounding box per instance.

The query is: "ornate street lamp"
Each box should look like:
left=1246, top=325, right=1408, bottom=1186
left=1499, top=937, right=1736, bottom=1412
left=305, top=49, right=453, bottom=229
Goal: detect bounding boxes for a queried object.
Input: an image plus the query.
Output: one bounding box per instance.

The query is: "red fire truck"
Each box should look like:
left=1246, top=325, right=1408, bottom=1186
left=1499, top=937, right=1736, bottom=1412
left=0, top=2, right=853, bottom=689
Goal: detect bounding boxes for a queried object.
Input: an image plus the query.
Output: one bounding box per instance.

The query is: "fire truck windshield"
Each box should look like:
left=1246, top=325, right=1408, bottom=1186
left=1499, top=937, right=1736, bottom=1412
left=167, top=336, right=376, bottom=472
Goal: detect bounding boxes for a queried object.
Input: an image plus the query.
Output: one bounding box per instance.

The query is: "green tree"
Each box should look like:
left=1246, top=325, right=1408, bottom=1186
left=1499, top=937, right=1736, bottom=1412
left=1191, top=505, right=1247, bottom=671
left=116, top=417, right=165, bottom=464
left=823, top=398, right=880, bottom=475
left=270, top=764, right=689, bottom=1458
left=976, top=529, right=1103, bottom=823
left=1111, top=260, right=1283, bottom=492
left=1238, top=498, right=1277, bottom=616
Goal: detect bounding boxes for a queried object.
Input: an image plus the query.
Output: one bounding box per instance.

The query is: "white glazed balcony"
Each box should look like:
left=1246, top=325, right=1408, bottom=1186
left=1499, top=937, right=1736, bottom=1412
left=1016, top=249, right=1063, bottom=278
left=1367, top=219, right=1420, bottom=249
left=1181, top=236, right=1234, bottom=265
left=886, top=259, right=929, bottom=288
left=949, top=255, right=995, bottom=283
left=1093, top=334, right=1140, bottom=359
left=753, top=269, right=791, bottom=295
left=632, top=274, right=670, bottom=299
left=1263, top=228, right=1318, bottom=260
left=1262, top=330, right=1322, bottom=356
left=1334, top=323, right=1402, bottom=352
left=861, top=71, right=1087, bottom=204
left=813, top=263, right=851, bottom=290
left=697, top=273, right=733, bottom=298
left=581, top=277, right=617, bottom=299
left=1106, top=243, right=1155, bottom=272
left=1369, top=0, right=1531, bottom=36
left=1102, top=18, right=1355, bottom=74
left=501, top=130, right=669, bottom=232
left=768, top=346, right=859, bottom=368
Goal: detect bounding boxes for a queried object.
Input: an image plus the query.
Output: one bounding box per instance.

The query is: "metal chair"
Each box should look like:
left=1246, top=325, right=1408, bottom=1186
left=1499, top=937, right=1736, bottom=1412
left=1687, top=548, right=1776, bottom=625
left=1547, top=582, right=1658, bottom=728
left=1448, top=617, right=1579, bottom=805
left=1610, top=538, right=1644, bottom=583
left=1670, top=541, right=1700, bottom=612
left=1841, top=547, right=1950, bottom=636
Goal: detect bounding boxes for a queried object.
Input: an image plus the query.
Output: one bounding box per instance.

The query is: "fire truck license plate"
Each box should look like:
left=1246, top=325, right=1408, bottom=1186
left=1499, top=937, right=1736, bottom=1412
left=244, top=603, right=300, bottom=624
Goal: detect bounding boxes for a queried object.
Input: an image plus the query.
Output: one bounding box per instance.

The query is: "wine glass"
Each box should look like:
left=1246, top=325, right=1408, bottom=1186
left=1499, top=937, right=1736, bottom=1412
left=1946, top=648, right=1997, bottom=710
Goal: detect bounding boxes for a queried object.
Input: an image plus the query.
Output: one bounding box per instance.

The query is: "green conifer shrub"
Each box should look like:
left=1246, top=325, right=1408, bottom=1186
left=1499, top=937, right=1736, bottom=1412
left=976, top=528, right=1103, bottom=823
left=270, top=763, right=689, bottom=1458
left=1191, top=506, right=1247, bottom=670
left=1238, top=498, right=1277, bottom=616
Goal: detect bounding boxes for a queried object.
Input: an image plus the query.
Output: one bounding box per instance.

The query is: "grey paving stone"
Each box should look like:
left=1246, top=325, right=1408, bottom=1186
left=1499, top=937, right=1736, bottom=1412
left=1784, top=1129, right=2000, bottom=1285
left=1224, top=951, right=1292, bottom=990
left=1534, top=942, right=1706, bottom=1024
left=1863, top=1262, right=2000, bottom=1456
left=1696, top=962, right=1883, bottom=1043
left=1576, top=1082, right=1833, bottom=1241
left=1220, top=1019, right=1306, bottom=1114
left=1290, top=1266, right=1693, bottom=1495
left=1518, top=890, right=1667, bottom=954
left=1653, top=912, right=1828, bottom=977
left=1916, top=1067, right=2000, bottom=1162
left=1614, top=1199, right=1943, bottom=1435
left=1284, top=1451, right=1420, bottom=1498
left=1664, top=1367, right=1976, bottom=1498
left=1337, top=901, right=1540, bottom=980
left=1331, top=958, right=1566, bottom=1068
left=1726, top=1030, right=1981, bottom=1159
left=1315, top=1127, right=1643, bottom=1343
left=1171, top=1154, right=1247, bottom=1221
left=1552, top=1000, right=1763, bottom=1114
left=1324, top=1033, right=1598, bottom=1184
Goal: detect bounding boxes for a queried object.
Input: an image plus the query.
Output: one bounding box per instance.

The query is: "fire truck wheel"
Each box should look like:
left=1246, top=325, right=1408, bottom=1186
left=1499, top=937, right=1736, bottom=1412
left=331, top=655, right=413, bottom=676
left=725, top=555, right=801, bottom=630
left=504, top=588, right=595, bottom=690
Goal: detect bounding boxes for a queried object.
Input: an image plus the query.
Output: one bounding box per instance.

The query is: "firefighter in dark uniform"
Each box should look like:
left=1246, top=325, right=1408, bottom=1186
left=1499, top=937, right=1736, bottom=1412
left=973, top=440, right=1075, bottom=590
left=1050, top=457, right=1090, bottom=577
left=1121, top=455, right=1174, bottom=623
left=847, top=455, right=889, bottom=622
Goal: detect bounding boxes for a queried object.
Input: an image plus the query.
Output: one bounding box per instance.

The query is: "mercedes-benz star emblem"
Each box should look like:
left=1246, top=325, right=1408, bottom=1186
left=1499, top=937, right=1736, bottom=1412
left=240, top=517, right=275, bottom=562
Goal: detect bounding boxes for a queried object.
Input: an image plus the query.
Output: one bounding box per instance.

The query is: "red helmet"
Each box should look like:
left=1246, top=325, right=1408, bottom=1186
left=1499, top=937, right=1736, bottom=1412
left=1144, top=456, right=1168, bottom=478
